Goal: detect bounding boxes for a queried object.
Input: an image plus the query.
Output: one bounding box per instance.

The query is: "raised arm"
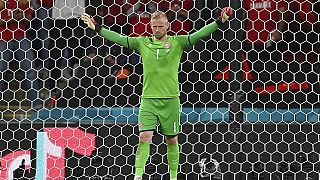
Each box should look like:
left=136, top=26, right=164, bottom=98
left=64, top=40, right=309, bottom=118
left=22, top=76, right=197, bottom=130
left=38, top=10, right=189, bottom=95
left=81, top=13, right=129, bottom=48
left=189, top=7, right=233, bottom=45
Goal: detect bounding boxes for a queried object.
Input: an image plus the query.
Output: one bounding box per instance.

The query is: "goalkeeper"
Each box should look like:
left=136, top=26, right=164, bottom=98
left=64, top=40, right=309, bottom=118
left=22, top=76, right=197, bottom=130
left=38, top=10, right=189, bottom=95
left=81, top=8, right=232, bottom=180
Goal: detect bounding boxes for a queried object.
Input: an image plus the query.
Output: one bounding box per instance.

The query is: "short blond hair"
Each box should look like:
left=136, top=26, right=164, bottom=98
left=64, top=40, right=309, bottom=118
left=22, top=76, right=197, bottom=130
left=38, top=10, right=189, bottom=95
left=151, top=11, right=168, bottom=22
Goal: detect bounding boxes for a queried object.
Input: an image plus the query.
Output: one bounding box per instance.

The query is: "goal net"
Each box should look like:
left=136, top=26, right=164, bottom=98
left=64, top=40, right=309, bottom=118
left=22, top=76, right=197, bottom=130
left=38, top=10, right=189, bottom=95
left=0, top=0, right=319, bottom=179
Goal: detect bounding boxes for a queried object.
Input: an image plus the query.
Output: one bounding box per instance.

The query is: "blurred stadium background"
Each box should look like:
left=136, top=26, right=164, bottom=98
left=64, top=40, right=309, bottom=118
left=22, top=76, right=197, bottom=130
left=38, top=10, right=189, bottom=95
left=0, top=0, right=319, bottom=179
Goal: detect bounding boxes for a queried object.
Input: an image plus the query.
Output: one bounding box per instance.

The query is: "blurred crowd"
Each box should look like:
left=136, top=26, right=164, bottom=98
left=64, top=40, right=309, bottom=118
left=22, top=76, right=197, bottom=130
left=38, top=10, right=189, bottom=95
left=0, top=0, right=318, bottom=109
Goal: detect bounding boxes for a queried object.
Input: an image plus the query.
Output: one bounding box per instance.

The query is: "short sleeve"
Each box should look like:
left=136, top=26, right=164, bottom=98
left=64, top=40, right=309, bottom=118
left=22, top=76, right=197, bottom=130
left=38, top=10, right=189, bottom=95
left=175, top=35, right=192, bottom=50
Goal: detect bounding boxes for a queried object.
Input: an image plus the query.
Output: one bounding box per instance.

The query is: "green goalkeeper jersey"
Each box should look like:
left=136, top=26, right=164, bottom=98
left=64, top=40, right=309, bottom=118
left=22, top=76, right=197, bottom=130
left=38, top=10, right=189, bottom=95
left=127, top=36, right=190, bottom=98
left=98, top=21, right=219, bottom=98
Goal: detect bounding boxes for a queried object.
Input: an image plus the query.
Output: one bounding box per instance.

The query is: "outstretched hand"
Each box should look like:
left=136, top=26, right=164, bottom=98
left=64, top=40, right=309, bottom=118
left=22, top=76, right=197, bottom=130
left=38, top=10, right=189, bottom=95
left=220, top=7, right=233, bottom=23
left=81, top=13, right=97, bottom=30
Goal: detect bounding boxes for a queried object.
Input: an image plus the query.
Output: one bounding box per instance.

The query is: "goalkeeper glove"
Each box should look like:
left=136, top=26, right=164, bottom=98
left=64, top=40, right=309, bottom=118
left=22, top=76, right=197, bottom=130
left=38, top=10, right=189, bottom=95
left=80, top=13, right=102, bottom=32
left=216, top=7, right=233, bottom=26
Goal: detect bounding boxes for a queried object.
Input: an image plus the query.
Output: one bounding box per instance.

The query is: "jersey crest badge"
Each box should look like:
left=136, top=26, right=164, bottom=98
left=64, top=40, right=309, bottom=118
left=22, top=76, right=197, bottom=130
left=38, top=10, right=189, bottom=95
left=164, top=42, right=171, bottom=49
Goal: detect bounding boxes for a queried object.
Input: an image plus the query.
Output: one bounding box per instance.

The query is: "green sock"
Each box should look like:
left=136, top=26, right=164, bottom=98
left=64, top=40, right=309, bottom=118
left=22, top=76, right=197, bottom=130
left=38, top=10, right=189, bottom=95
left=167, top=143, right=179, bottom=179
left=135, top=142, right=150, bottom=177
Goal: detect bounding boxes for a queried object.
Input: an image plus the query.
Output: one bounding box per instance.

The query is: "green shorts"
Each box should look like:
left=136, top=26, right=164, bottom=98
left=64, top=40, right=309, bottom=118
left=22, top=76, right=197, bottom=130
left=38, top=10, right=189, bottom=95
left=138, top=98, right=180, bottom=136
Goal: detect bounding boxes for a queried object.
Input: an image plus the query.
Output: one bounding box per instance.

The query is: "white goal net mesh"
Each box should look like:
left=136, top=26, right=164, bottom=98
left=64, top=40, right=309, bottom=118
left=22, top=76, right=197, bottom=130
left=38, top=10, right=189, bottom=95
left=0, top=0, right=319, bottom=179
